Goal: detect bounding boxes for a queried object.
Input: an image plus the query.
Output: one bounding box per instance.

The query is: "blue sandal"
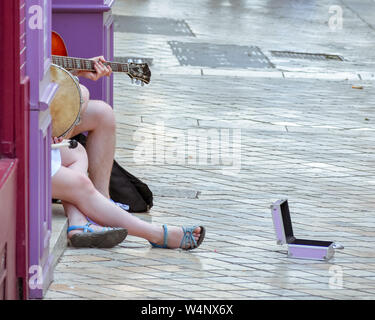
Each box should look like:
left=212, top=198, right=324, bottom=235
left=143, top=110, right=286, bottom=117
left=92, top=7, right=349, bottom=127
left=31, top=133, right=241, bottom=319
left=149, top=224, right=206, bottom=250
left=67, top=222, right=128, bottom=248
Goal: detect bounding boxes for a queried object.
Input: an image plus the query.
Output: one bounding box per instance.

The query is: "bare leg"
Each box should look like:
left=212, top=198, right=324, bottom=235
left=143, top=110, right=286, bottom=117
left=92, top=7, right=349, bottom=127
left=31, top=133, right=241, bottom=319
left=58, top=143, right=110, bottom=237
left=66, top=86, right=115, bottom=198
left=52, top=162, right=202, bottom=249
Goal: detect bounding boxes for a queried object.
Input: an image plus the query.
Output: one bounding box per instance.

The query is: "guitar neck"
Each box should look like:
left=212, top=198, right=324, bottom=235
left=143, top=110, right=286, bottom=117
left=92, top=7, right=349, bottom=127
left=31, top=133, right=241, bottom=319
left=51, top=55, right=129, bottom=73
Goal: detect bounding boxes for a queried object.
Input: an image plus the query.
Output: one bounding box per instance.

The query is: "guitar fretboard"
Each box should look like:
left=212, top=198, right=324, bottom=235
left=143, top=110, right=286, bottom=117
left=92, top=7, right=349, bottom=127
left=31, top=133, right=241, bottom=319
left=51, top=55, right=129, bottom=73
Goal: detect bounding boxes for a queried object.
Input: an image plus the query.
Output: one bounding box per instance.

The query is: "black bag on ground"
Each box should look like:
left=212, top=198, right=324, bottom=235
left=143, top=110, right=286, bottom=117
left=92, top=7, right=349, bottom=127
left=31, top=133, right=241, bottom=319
left=109, top=159, right=153, bottom=213
left=73, top=134, right=153, bottom=213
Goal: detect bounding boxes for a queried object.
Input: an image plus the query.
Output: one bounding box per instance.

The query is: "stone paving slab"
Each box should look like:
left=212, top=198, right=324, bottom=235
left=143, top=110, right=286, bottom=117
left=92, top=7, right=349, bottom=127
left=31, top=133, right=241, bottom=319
left=45, top=0, right=375, bottom=300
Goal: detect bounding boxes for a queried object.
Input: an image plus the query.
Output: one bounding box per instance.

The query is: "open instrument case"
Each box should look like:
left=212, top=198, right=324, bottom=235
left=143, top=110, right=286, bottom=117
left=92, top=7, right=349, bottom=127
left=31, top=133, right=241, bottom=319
left=271, top=199, right=341, bottom=261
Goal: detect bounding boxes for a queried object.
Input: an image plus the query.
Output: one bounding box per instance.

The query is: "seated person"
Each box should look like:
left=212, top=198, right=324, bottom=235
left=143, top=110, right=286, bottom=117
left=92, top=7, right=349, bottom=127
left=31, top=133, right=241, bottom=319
left=52, top=136, right=206, bottom=249
left=64, top=56, right=128, bottom=210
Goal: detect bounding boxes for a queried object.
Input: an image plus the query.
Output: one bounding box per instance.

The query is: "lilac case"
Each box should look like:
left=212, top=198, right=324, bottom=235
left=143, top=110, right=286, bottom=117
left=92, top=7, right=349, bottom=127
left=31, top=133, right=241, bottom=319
left=271, top=199, right=335, bottom=261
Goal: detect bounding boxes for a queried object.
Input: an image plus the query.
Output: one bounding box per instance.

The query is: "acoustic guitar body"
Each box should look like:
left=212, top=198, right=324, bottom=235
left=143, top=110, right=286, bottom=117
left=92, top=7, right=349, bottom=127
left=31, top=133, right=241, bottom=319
left=51, top=31, right=68, bottom=56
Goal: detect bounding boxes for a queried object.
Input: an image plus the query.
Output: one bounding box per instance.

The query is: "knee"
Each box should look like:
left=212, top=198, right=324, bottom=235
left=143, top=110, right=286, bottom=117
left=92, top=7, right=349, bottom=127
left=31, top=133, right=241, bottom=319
left=60, top=141, right=88, bottom=169
left=68, top=141, right=88, bottom=162
left=80, top=85, right=90, bottom=104
left=96, top=101, right=116, bottom=130
left=74, top=142, right=89, bottom=166
left=75, top=142, right=87, bottom=158
left=73, top=173, right=96, bottom=196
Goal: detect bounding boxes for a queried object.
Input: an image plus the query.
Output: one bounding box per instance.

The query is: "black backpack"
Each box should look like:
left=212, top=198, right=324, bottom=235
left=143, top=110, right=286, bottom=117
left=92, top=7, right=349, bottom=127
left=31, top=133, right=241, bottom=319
left=109, top=159, right=153, bottom=213
left=73, top=134, right=153, bottom=213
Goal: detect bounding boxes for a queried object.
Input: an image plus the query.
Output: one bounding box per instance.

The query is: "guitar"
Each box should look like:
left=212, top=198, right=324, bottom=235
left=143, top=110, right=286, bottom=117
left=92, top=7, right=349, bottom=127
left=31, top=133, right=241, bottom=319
left=51, top=31, right=151, bottom=84
left=50, top=31, right=151, bottom=138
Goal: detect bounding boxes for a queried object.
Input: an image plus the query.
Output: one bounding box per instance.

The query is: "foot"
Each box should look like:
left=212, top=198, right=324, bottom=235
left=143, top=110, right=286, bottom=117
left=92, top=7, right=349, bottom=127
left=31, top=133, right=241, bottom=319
left=67, top=221, right=110, bottom=239
left=151, top=225, right=206, bottom=250
left=67, top=222, right=128, bottom=248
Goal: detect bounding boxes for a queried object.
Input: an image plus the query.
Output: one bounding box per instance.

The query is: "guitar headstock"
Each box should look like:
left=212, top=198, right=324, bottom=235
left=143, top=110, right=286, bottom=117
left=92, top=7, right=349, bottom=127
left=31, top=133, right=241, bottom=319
left=127, top=62, right=151, bottom=85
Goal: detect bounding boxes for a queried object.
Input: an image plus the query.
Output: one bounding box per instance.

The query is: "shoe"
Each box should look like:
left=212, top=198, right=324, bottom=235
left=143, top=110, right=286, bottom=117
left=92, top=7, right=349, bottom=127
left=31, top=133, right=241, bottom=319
left=149, top=224, right=206, bottom=250
left=67, top=222, right=128, bottom=248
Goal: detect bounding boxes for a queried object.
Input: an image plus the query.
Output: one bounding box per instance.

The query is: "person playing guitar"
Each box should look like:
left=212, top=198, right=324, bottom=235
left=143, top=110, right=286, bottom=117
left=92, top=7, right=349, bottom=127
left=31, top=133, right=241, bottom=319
left=51, top=31, right=129, bottom=205
left=50, top=32, right=206, bottom=249
left=51, top=32, right=132, bottom=246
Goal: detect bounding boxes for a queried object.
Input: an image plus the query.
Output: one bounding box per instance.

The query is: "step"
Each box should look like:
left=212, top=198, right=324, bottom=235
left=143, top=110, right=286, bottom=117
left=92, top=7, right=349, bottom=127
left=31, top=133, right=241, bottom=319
left=50, top=203, right=68, bottom=272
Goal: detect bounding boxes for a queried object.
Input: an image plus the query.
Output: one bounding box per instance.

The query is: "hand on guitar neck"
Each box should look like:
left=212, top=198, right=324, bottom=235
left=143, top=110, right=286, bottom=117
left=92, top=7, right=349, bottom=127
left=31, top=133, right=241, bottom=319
left=51, top=31, right=151, bottom=85
left=71, top=55, right=112, bottom=81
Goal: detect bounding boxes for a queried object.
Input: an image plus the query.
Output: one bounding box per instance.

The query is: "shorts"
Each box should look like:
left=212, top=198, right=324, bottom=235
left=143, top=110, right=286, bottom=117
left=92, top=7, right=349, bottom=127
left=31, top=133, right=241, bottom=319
left=51, top=149, right=62, bottom=177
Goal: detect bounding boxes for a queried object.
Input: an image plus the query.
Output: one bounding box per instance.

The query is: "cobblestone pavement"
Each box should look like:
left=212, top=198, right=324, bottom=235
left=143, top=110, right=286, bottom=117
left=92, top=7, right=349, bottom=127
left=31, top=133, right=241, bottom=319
left=45, top=0, right=375, bottom=300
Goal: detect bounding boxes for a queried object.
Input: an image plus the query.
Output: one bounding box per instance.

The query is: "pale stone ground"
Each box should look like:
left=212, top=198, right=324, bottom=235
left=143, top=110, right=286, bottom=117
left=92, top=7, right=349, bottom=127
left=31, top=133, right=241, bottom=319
left=45, top=0, right=375, bottom=300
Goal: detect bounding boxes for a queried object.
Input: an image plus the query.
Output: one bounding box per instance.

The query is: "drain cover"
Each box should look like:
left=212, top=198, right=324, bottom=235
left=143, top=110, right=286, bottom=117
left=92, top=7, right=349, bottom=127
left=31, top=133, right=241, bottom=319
left=168, top=41, right=274, bottom=69
left=113, top=15, right=194, bottom=37
left=270, top=51, right=343, bottom=61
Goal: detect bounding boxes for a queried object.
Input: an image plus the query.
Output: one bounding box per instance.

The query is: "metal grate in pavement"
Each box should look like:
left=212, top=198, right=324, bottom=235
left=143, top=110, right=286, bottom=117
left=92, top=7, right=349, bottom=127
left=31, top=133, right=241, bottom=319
left=270, top=51, right=344, bottom=61
left=168, top=41, right=275, bottom=69
left=113, top=15, right=195, bottom=37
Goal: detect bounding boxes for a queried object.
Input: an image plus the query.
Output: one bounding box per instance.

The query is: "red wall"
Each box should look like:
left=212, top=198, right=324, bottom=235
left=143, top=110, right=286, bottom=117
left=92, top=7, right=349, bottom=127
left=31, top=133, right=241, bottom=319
left=0, top=160, right=18, bottom=299
left=0, top=0, right=29, bottom=300
left=17, top=0, right=30, bottom=300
